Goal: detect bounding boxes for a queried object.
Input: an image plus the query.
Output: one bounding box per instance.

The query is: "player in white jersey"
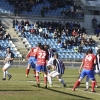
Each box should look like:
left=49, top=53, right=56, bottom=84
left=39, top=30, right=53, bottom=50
left=2, top=47, right=14, bottom=80
left=85, top=49, right=100, bottom=90
left=47, top=53, right=66, bottom=87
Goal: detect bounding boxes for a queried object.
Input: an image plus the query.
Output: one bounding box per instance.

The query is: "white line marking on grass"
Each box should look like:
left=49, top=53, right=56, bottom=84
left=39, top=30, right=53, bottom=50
left=27, top=80, right=100, bottom=96
left=27, top=80, right=61, bottom=88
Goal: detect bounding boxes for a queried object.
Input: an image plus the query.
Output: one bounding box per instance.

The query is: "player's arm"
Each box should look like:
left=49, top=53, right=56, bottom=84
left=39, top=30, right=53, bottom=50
left=9, top=53, right=14, bottom=61
left=79, top=61, right=84, bottom=74
left=52, top=59, right=57, bottom=71
left=93, top=55, right=96, bottom=67
left=26, top=49, right=31, bottom=60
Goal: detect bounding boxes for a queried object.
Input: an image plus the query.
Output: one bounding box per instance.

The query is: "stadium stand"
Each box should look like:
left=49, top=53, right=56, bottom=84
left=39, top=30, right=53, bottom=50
left=14, top=20, right=97, bottom=59
left=0, top=20, right=22, bottom=58
left=0, top=0, right=84, bottom=18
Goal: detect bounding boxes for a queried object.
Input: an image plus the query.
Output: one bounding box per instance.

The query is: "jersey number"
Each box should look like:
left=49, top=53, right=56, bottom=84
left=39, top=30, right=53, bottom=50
left=38, top=53, right=46, bottom=58
left=34, top=48, right=38, bottom=52
left=85, top=56, right=92, bottom=61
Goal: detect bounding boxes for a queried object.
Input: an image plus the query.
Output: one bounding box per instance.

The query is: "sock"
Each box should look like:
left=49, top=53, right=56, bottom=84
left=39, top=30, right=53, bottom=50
left=86, top=76, right=89, bottom=89
left=58, top=79, right=65, bottom=85
left=3, top=71, right=6, bottom=78
left=91, top=81, right=95, bottom=91
left=48, top=75, right=52, bottom=84
left=48, top=70, right=50, bottom=74
left=73, top=80, right=80, bottom=90
left=6, top=71, right=10, bottom=77
left=26, top=69, right=30, bottom=75
left=36, top=74, right=39, bottom=83
left=86, top=82, right=89, bottom=89
left=33, top=70, right=36, bottom=76
left=44, top=77, right=47, bottom=85
left=95, top=80, right=98, bottom=87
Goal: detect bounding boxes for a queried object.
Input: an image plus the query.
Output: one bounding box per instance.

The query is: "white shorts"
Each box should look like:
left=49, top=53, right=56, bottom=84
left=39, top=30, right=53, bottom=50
left=47, top=58, right=54, bottom=66
left=50, top=70, right=61, bottom=77
left=3, top=63, right=11, bottom=70
left=95, top=70, right=100, bottom=76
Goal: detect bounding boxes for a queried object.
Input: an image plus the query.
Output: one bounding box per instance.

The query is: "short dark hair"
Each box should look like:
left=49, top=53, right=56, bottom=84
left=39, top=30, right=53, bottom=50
left=54, top=53, right=58, bottom=58
left=38, top=43, right=41, bottom=48
left=88, top=48, right=93, bottom=54
left=97, top=49, right=100, bottom=55
left=40, top=45, right=44, bottom=50
left=7, top=47, right=10, bottom=49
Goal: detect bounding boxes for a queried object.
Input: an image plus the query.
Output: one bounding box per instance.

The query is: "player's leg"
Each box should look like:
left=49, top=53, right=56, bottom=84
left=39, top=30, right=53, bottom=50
left=26, top=58, right=31, bottom=77
left=85, top=76, right=89, bottom=91
left=2, top=63, right=11, bottom=80
left=94, top=70, right=98, bottom=87
left=35, top=65, right=41, bottom=87
left=47, top=65, right=51, bottom=74
left=42, top=66, right=47, bottom=88
left=31, top=62, right=36, bottom=77
left=87, top=70, right=96, bottom=92
left=48, top=70, right=58, bottom=86
left=72, top=69, right=86, bottom=91
left=57, top=74, right=66, bottom=87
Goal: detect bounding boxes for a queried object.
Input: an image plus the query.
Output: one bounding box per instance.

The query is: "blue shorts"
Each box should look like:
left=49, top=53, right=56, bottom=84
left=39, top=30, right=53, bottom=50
left=31, top=62, right=36, bottom=69
left=36, top=65, right=47, bottom=72
left=28, top=56, right=37, bottom=65
left=80, top=69, right=95, bottom=81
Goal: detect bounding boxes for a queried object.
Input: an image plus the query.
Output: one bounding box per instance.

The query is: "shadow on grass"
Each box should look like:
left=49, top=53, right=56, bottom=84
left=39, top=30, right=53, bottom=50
left=32, top=85, right=93, bottom=100
left=0, top=90, right=36, bottom=91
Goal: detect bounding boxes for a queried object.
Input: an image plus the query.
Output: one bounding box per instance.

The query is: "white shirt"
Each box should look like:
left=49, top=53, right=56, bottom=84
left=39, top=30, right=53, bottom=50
left=47, top=57, right=54, bottom=66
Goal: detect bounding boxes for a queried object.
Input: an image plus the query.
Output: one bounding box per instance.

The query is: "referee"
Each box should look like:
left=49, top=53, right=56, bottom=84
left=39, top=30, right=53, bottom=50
left=2, top=47, right=14, bottom=80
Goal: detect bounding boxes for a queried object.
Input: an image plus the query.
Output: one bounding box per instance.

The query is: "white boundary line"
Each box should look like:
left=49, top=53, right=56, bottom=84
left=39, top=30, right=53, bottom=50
left=28, top=80, right=61, bottom=88
left=27, top=80, right=100, bottom=96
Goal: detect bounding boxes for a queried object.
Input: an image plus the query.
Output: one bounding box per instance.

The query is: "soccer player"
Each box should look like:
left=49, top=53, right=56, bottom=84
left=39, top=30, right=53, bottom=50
left=35, top=45, right=48, bottom=88
left=48, top=53, right=66, bottom=87
left=2, top=47, right=14, bottom=80
left=72, top=48, right=96, bottom=92
left=85, top=49, right=100, bottom=90
left=26, top=43, right=41, bottom=77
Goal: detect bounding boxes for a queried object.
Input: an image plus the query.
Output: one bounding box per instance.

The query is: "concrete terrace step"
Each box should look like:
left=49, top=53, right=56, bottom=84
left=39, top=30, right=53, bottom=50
left=2, top=19, right=28, bottom=58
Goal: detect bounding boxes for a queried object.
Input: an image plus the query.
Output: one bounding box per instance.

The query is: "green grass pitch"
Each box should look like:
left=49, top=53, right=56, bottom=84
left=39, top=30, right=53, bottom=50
left=0, top=67, right=100, bottom=100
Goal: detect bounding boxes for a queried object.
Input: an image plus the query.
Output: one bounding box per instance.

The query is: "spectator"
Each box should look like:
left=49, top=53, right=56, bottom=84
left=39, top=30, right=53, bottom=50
left=92, top=17, right=97, bottom=28
left=21, top=19, right=25, bottom=26
left=0, top=45, right=3, bottom=50
left=13, top=18, right=18, bottom=28
left=4, top=32, right=11, bottom=40
left=74, top=46, right=78, bottom=53
left=39, top=27, right=43, bottom=36
left=72, top=29, right=77, bottom=36
left=78, top=44, right=83, bottom=53
left=0, top=32, right=3, bottom=39
left=30, top=28, right=35, bottom=34
left=25, top=20, right=29, bottom=26
left=25, top=24, right=29, bottom=31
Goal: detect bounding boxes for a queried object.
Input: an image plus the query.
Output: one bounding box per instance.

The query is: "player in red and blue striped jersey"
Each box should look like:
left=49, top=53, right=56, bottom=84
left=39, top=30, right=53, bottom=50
left=35, top=45, right=48, bottom=88
left=26, top=43, right=41, bottom=77
left=72, top=48, right=96, bottom=92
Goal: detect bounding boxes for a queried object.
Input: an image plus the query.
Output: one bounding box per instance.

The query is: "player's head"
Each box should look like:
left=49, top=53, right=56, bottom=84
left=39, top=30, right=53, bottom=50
left=6, top=47, right=10, bottom=53
left=88, top=48, right=93, bottom=54
left=40, top=45, right=44, bottom=50
left=37, top=43, right=41, bottom=48
left=44, top=44, right=48, bottom=50
left=54, top=53, right=58, bottom=59
left=84, top=51, right=88, bottom=56
left=97, top=49, right=100, bottom=55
